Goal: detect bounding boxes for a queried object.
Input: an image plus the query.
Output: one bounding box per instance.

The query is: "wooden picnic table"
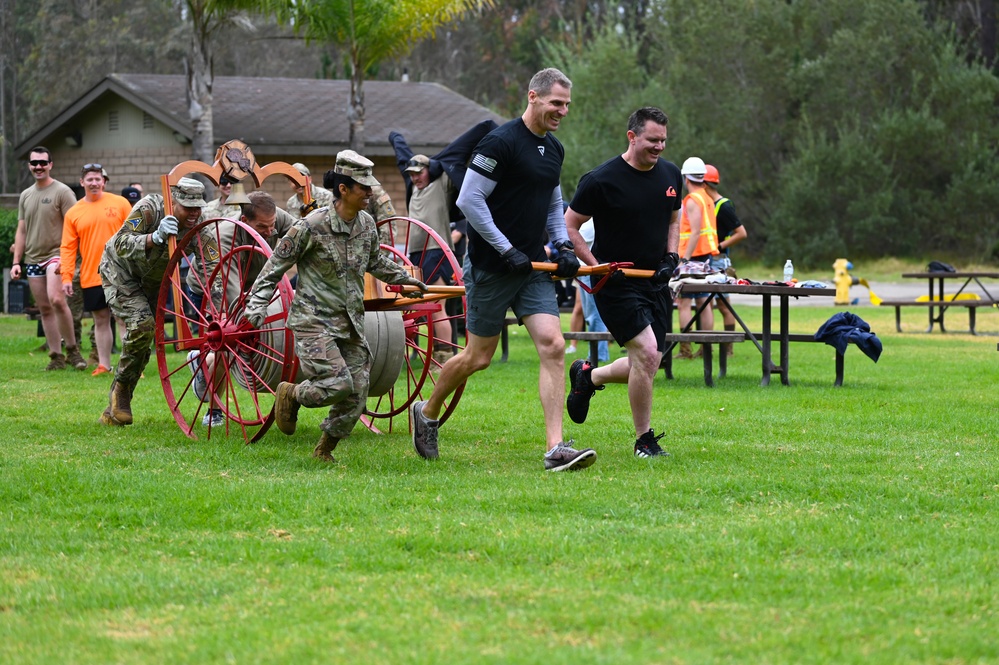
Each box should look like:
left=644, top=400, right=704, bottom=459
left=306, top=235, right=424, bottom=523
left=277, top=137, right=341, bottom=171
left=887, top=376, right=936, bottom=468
left=669, top=282, right=837, bottom=386
left=885, top=271, right=999, bottom=334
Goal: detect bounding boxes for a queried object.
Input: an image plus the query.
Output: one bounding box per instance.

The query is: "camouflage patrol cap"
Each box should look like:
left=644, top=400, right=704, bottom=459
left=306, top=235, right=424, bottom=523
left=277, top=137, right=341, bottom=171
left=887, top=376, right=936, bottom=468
left=172, top=177, right=208, bottom=208
left=405, top=154, right=430, bottom=173
left=292, top=162, right=311, bottom=177
left=334, top=150, right=380, bottom=187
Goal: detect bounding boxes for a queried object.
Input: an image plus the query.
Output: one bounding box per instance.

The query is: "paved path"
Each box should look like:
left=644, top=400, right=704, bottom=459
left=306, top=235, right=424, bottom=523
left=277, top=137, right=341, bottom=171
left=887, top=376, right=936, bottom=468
left=724, top=281, right=952, bottom=307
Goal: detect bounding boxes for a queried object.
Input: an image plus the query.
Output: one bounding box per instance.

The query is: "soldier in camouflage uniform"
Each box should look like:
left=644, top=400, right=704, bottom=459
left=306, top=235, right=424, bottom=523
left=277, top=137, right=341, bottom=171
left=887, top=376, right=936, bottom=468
left=286, top=163, right=334, bottom=219
left=367, top=184, right=396, bottom=248
left=98, top=177, right=218, bottom=426
left=243, top=151, right=427, bottom=462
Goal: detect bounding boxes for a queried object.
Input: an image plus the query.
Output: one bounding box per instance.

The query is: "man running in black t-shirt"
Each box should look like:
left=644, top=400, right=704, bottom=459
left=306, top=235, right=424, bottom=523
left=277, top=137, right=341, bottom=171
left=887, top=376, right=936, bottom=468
left=564, top=107, right=683, bottom=458
left=411, top=68, right=595, bottom=472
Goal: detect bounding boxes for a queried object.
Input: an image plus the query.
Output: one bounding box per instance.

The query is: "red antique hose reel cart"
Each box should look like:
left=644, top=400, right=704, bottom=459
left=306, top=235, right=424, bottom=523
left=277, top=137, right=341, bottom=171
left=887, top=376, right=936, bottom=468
left=153, top=142, right=466, bottom=443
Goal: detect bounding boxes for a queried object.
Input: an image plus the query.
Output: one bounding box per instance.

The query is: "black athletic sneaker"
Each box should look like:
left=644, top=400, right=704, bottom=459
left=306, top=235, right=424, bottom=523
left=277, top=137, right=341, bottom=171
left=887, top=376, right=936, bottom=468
left=566, top=359, right=603, bottom=424
left=544, top=441, right=597, bottom=472
left=410, top=400, right=439, bottom=459
left=634, top=429, right=670, bottom=458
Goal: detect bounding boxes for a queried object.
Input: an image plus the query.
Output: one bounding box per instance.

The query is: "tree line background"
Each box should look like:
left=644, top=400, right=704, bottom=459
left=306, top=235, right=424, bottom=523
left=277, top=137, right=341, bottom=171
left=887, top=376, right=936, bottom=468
left=1, top=0, right=998, bottom=267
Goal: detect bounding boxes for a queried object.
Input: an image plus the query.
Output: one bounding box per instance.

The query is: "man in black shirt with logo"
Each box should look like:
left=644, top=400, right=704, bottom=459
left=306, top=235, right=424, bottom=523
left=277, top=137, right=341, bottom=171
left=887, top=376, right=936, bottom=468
left=564, top=107, right=683, bottom=458
left=411, top=68, right=595, bottom=472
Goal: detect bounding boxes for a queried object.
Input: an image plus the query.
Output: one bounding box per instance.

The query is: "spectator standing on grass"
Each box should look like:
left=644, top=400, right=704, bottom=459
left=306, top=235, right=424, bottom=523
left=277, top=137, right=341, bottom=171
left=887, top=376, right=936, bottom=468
left=564, top=106, right=681, bottom=458
left=409, top=68, right=595, bottom=472
left=575, top=220, right=610, bottom=364
left=390, top=120, right=499, bottom=349
left=674, top=156, right=719, bottom=360
left=10, top=147, right=87, bottom=371
left=703, top=164, right=747, bottom=358
left=398, top=153, right=458, bottom=368
left=98, top=178, right=217, bottom=426
left=243, top=151, right=428, bottom=463
left=60, top=163, right=133, bottom=376
left=122, top=187, right=142, bottom=207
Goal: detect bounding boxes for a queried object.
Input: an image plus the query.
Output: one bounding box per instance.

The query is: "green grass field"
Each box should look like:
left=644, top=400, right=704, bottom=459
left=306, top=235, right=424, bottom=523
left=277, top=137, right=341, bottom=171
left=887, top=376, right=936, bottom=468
left=1, top=305, right=997, bottom=664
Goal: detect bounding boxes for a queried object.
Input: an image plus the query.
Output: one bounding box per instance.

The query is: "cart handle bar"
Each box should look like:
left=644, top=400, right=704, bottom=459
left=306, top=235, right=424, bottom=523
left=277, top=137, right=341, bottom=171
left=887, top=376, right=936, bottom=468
left=531, top=261, right=655, bottom=294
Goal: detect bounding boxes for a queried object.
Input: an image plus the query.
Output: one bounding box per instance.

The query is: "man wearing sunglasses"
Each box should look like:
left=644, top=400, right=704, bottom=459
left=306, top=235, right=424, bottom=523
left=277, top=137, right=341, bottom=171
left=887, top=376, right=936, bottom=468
left=202, top=174, right=241, bottom=221
left=11, top=147, right=86, bottom=371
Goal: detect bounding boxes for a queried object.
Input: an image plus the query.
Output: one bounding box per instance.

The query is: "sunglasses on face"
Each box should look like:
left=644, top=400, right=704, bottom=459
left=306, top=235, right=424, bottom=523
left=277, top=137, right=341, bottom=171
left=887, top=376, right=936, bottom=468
left=29, top=160, right=50, bottom=167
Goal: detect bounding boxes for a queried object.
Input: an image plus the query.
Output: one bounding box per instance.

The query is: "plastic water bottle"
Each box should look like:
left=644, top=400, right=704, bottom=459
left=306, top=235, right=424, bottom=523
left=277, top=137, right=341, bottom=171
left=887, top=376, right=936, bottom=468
left=783, top=260, right=794, bottom=282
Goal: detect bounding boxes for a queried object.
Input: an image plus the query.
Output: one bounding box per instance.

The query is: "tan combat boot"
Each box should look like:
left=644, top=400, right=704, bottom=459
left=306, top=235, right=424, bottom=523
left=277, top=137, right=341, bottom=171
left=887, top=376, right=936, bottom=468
left=88, top=346, right=100, bottom=366
left=66, top=344, right=88, bottom=370
left=100, top=380, right=133, bottom=425
left=275, top=382, right=301, bottom=435
left=312, top=432, right=339, bottom=463
left=674, top=342, right=694, bottom=360
left=46, top=352, right=67, bottom=371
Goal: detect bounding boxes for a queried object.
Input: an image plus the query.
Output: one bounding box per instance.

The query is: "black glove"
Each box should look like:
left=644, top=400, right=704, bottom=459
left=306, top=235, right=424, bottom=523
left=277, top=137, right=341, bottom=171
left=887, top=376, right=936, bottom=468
left=653, top=252, right=680, bottom=284
left=552, top=241, right=579, bottom=278
left=500, top=247, right=533, bottom=275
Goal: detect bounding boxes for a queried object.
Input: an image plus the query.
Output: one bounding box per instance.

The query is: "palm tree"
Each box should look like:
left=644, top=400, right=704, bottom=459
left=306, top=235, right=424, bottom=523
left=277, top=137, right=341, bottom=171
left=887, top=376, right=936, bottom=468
left=280, top=0, right=493, bottom=152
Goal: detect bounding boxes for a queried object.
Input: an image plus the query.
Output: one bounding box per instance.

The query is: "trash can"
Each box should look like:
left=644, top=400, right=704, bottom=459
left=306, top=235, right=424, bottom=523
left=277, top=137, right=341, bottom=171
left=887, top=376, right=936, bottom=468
left=7, top=279, right=29, bottom=314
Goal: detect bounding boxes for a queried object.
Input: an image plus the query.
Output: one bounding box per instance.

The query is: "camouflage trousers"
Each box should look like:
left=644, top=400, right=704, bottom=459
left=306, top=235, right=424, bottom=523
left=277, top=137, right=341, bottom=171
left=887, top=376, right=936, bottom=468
left=67, top=273, right=83, bottom=346
left=294, top=325, right=371, bottom=439
left=104, top=279, right=157, bottom=390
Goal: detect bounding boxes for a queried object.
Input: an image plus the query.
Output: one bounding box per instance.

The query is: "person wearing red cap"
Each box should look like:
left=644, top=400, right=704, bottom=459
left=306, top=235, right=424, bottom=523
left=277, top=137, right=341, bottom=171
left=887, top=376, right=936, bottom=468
left=703, top=164, right=747, bottom=356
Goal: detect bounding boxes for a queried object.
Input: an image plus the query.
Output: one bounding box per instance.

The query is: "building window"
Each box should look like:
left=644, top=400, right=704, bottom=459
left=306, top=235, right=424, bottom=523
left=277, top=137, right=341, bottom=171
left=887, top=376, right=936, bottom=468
left=109, top=110, right=119, bottom=132
left=143, top=112, right=154, bottom=130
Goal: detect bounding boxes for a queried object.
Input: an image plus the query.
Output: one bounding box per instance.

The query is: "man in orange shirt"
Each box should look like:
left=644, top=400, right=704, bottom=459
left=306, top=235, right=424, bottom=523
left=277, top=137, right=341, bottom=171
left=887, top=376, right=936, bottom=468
left=675, top=156, right=720, bottom=359
left=61, top=163, right=133, bottom=375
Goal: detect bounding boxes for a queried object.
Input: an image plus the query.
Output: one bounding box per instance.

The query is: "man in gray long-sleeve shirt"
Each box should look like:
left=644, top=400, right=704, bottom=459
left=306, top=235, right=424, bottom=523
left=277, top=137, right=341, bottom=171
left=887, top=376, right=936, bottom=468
left=410, top=67, right=596, bottom=473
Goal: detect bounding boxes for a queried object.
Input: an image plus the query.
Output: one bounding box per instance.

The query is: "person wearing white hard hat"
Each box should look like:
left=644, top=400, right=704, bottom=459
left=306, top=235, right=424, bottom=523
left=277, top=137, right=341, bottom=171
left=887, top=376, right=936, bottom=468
left=674, top=156, right=720, bottom=360
left=703, top=164, right=747, bottom=358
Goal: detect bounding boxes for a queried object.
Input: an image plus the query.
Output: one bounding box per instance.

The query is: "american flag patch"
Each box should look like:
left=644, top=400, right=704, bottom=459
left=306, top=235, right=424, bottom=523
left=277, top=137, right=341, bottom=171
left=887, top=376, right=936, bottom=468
left=471, top=154, right=497, bottom=173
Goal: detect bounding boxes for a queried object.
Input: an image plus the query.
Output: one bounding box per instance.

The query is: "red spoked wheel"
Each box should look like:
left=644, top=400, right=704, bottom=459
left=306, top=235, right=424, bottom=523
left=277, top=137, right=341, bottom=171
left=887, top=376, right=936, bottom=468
left=155, top=218, right=297, bottom=442
left=361, top=216, right=467, bottom=434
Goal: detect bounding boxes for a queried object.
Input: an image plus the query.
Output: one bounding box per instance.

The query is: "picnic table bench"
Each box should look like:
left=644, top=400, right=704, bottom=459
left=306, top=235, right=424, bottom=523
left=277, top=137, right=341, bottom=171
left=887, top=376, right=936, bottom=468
left=877, top=298, right=998, bottom=334
left=884, top=271, right=999, bottom=334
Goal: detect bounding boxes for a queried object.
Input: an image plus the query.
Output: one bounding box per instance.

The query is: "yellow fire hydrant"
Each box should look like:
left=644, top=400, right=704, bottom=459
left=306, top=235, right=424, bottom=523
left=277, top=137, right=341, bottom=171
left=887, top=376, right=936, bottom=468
left=833, top=258, right=857, bottom=305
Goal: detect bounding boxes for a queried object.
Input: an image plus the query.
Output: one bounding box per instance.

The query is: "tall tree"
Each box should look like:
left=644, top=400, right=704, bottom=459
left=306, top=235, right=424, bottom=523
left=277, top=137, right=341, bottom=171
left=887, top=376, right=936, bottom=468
left=183, top=1, right=262, bottom=163
left=279, top=0, right=493, bottom=152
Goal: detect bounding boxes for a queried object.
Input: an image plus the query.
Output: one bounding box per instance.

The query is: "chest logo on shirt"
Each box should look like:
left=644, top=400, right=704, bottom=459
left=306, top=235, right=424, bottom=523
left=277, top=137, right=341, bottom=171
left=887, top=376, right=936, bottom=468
left=537, top=146, right=545, bottom=156
left=666, top=186, right=677, bottom=198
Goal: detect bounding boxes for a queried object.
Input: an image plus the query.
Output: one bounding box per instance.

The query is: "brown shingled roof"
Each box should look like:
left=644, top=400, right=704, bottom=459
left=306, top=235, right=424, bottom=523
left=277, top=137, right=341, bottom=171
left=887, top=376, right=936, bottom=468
left=17, top=73, right=507, bottom=157
left=114, top=74, right=506, bottom=155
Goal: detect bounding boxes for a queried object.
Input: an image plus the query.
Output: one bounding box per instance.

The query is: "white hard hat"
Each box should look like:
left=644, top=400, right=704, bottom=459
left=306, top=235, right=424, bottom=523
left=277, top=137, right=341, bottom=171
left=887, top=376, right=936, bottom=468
left=681, top=156, right=706, bottom=182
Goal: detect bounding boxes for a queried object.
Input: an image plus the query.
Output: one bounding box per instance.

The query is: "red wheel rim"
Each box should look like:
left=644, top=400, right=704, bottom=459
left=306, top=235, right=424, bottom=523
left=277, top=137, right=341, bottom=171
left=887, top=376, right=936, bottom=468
left=155, top=218, right=297, bottom=443
left=361, top=216, right=466, bottom=433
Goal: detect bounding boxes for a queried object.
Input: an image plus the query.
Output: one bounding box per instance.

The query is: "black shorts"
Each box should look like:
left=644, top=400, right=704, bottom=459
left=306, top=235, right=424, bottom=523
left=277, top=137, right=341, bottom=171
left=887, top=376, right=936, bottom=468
left=83, top=285, right=108, bottom=312
left=593, top=281, right=671, bottom=350
left=409, top=249, right=454, bottom=285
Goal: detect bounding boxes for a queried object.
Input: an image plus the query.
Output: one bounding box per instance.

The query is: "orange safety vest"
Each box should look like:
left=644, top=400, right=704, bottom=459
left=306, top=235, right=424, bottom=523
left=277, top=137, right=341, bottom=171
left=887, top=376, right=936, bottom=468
left=679, top=188, right=719, bottom=257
